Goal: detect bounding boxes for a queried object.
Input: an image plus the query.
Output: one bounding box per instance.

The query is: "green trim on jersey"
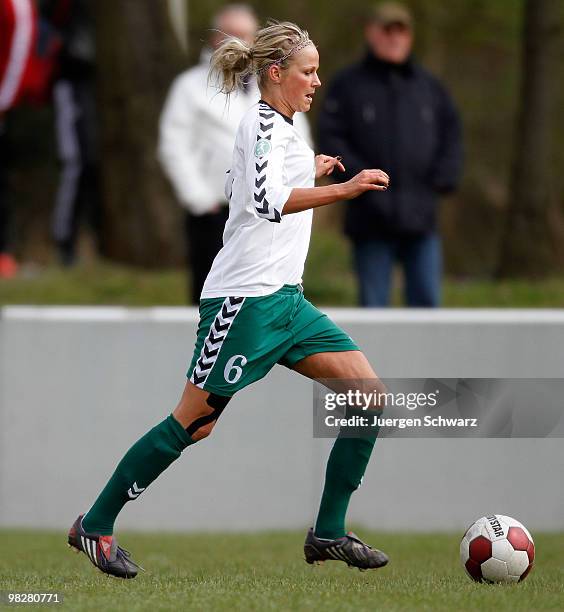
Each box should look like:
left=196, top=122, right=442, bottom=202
left=187, top=285, right=358, bottom=396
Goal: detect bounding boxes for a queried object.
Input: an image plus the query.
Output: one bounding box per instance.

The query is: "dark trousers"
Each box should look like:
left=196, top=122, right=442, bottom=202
left=52, top=79, right=100, bottom=264
left=0, top=121, right=9, bottom=253
left=353, top=233, right=442, bottom=307
left=185, top=207, right=229, bottom=304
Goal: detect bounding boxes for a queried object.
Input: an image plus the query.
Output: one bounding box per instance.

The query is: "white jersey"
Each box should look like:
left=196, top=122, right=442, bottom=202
left=201, top=101, right=315, bottom=298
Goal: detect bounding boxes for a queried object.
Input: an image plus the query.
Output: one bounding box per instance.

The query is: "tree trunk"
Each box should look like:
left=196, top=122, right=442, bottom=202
left=93, top=0, right=187, bottom=266
left=498, top=0, right=561, bottom=278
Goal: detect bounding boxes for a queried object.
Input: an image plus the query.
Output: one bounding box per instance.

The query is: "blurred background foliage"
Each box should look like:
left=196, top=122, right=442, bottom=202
left=2, top=0, right=564, bottom=304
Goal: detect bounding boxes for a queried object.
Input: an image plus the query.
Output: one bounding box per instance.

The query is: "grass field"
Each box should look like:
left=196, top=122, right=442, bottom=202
left=3, top=260, right=564, bottom=308
left=2, top=230, right=564, bottom=306
left=1, top=530, right=562, bottom=611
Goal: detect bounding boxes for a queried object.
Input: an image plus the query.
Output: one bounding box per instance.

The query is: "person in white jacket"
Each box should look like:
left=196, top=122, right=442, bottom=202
left=158, top=4, right=311, bottom=303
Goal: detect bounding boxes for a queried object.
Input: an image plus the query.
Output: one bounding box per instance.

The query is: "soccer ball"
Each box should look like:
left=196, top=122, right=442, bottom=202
left=460, top=515, right=534, bottom=583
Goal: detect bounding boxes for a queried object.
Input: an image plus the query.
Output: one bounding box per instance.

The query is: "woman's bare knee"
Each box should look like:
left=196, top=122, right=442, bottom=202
left=172, top=381, right=218, bottom=441
left=292, top=350, right=387, bottom=408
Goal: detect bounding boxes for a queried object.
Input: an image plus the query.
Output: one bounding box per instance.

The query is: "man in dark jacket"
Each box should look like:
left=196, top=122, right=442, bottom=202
left=318, top=2, right=462, bottom=306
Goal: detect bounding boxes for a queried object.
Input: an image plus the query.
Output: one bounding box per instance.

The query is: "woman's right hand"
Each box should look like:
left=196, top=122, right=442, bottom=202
left=343, top=169, right=390, bottom=200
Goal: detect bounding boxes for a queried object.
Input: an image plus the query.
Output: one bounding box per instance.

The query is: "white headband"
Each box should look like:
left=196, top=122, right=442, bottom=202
left=256, top=39, right=314, bottom=74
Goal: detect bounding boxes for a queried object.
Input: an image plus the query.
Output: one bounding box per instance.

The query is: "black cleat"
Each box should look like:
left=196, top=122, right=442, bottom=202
left=68, top=515, right=143, bottom=579
left=304, top=528, right=389, bottom=571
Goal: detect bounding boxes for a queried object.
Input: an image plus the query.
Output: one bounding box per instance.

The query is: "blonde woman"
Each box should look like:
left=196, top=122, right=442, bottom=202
left=68, top=21, right=390, bottom=578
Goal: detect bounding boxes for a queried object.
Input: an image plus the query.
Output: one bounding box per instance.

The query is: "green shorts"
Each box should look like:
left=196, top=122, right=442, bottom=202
left=187, top=284, right=359, bottom=396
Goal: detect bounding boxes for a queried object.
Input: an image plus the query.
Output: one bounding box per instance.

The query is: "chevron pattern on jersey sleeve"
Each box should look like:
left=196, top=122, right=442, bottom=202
left=190, top=296, right=246, bottom=387
left=254, top=102, right=281, bottom=223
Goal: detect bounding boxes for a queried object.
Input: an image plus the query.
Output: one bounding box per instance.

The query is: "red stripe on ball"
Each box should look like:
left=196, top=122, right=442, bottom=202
left=469, top=536, right=492, bottom=563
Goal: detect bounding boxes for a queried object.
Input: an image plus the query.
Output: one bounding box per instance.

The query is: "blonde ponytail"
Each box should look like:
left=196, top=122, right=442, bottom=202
left=209, top=36, right=254, bottom=95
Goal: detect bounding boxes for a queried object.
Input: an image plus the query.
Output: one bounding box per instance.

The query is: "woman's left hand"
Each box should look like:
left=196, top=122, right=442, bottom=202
left=315, top=154, right=345, bottom=179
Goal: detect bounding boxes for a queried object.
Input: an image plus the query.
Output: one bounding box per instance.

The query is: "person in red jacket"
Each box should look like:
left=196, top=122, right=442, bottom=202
left=0, top=0, right=60, bottom=277
left=0, top=0, right=36, bottom=277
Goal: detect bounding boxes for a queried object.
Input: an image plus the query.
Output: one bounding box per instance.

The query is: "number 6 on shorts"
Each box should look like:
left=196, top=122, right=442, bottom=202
left=224, top=355, right=248, bottom=384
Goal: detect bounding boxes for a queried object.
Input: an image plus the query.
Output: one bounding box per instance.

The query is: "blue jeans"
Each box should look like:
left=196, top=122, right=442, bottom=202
left=353, top=234, right=442, bottom=307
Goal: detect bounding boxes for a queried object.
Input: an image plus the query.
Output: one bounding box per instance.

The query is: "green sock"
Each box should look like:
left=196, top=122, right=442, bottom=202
left=314, top=433, right=377, bottom=540
left=82, top=414, right=194, bottom=535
